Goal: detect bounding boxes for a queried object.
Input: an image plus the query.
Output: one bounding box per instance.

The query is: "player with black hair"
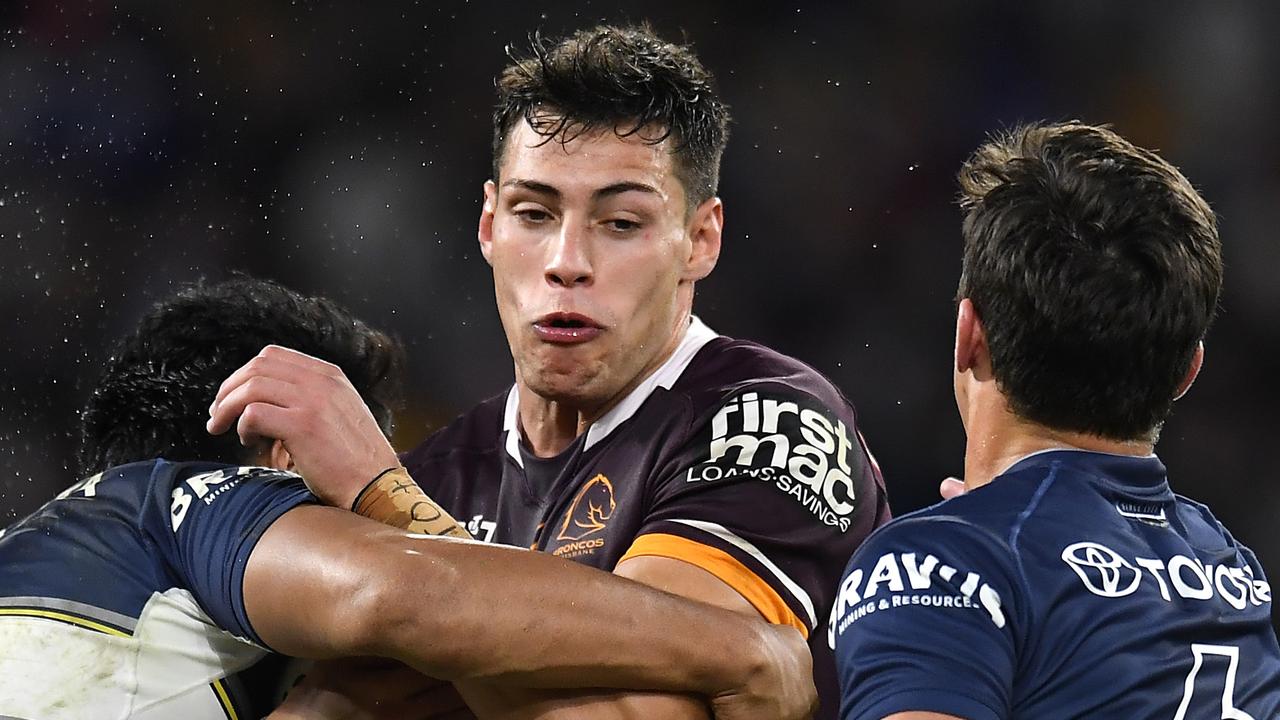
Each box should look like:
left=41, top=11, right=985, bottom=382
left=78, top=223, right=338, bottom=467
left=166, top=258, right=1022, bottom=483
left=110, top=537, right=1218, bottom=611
left=831, top=122, right=1280, bottom=719
left=210, top=24, right=889, bottom=719
left=0, top=277, right=816, bottom=720
left=78, top=277, right=404, bottom=475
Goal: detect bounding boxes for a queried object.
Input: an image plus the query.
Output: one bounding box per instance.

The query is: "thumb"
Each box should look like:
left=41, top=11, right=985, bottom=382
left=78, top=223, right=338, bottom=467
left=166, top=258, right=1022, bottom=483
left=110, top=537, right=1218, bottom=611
left=939, top=476, right=966, bottom=500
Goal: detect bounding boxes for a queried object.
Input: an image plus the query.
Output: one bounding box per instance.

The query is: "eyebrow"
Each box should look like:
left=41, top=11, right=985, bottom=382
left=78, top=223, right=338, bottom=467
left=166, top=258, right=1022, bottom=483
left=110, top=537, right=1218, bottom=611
left=500, top=179, right=662, bottom=200
left=593, top=181, right=661, bottom=200
left=501, top=179, right=560, bottom=197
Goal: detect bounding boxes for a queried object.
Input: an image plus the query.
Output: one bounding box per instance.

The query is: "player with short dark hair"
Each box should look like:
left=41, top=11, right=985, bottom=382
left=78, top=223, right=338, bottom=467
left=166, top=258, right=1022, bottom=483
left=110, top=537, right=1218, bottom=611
left=831, top=122, right=1280, bottom=719
left=491, top=24, right=729, bottom=211
left=210, top=24, right=889, bottom=719
left=0, top=278, right=816, bottom=720
left=954, top=123, right=1220, bottom=441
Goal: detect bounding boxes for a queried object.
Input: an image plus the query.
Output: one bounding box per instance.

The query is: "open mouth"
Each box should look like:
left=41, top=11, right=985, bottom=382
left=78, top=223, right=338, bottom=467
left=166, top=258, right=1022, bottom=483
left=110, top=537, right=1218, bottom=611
left=533, top=313, right=603, bottom=343
left=546, top=315, right=590, bottom=328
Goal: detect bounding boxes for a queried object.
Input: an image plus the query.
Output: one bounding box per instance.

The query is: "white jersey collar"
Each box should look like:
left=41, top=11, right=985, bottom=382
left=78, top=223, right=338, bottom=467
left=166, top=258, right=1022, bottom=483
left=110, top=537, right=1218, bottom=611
left=502, top=316, right=719, bottom=467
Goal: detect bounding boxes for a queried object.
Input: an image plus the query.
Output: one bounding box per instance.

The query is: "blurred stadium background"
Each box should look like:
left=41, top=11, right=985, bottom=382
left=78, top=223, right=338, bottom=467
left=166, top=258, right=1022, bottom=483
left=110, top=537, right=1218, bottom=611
left=2, top=2, right=1277, bottom=619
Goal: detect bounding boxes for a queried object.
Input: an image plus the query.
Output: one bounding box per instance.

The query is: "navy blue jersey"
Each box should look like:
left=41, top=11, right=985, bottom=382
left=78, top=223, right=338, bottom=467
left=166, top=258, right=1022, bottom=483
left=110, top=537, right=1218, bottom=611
left=831, top=449, right=1280, bottom=720
left=403, top=318, right=892, bottom=719
left=0, top=459, right=314, bottom=719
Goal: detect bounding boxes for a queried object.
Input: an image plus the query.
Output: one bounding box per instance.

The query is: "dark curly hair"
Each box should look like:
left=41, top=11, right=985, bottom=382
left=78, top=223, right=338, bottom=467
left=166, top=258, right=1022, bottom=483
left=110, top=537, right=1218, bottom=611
left=78, top=277, right=405, bottom=474
left=493, top=24, right=731, bottom=207
left=957, top=121, right=1222, bottom=441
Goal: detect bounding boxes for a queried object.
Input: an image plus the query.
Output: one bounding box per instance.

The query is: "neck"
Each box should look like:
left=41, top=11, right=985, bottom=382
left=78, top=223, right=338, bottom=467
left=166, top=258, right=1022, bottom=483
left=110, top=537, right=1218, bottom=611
left=517, top=310, right=692, bottom=458
left=516, top=393, right=593, bottom=458
left=962, top=400, right=1153, bottom=492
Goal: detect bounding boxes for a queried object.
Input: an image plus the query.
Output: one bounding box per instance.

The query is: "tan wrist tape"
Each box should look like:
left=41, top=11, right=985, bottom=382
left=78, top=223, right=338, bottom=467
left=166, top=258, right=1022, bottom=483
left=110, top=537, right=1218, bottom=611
left=352, top=467, right=473, bottom=539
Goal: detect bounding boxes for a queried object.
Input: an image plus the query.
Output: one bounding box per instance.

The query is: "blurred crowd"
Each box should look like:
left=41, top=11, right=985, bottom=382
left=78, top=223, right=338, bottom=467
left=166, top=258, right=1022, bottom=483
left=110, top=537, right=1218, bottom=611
left=2, top=1, right=1277, bottom=614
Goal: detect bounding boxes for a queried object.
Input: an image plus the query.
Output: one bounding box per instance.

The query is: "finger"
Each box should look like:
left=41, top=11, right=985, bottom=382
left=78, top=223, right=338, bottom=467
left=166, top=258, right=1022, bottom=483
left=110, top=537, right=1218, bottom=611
left=207, top=374, right=301, bottom=435
left=939, top=476, right=966, bottom=500
left=235, top=401, right=301, bottom=448
left=210, top=346, right=340, bottom=412
left=210, top=354, right=303, bottom=414
left=259, top=344, right=343, bottom=375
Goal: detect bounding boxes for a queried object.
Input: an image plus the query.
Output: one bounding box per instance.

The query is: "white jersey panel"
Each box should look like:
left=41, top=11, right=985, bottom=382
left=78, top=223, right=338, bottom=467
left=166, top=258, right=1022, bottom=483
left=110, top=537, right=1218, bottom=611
left=0, top=589, right=263, bottom=719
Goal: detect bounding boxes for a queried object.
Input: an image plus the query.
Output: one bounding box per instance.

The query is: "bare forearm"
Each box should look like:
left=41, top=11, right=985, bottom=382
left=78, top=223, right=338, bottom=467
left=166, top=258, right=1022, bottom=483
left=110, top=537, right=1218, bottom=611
left=366, top=531, right=763, bottom=693
left=246, top=507, right=772, bottom=698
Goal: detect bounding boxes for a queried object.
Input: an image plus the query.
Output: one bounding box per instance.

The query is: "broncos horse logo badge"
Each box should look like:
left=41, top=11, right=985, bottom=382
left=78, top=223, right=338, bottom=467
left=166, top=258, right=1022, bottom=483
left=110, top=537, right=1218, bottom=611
left=557, top=474, right=617, bottom=541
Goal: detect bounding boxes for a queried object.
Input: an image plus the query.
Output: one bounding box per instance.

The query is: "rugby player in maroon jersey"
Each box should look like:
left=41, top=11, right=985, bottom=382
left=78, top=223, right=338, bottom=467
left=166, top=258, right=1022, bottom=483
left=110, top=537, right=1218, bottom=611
left=211, top=25, right=890, bottom=719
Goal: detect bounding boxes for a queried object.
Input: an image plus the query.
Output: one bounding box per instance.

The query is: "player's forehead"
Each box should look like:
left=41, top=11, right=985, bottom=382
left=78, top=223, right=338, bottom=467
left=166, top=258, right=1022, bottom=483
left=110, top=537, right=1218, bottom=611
left=497, top=120, right=684, bottom=204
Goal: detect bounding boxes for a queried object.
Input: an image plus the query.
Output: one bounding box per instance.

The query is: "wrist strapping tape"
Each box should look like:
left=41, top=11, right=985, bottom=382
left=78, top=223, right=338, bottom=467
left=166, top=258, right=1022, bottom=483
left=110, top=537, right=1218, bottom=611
left=352, top=467, right=473, bottom=539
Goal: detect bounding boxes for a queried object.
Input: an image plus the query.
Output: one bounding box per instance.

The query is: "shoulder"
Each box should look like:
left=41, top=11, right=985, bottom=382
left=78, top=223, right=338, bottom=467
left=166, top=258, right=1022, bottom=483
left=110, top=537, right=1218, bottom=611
left=655, top=334, right=889, bottom=535
left=842, top=485, right=1044, bottom=590
left=674, top=336, right=855, bottom=420
left=1173, top=492, right=1266, bottom=567
left=1174, top=492, right=1236, bottom=540
left=160, top=460, right=306, bottom=499
left=29, top=459, right=293, bottom=520
left=157, top=460, right=310, bottom=531
left=860, top=499, right=1021, bottom=559
left=956, top=467, right=1052, bottom=512
left=865, top=456, right=1075, bottom=540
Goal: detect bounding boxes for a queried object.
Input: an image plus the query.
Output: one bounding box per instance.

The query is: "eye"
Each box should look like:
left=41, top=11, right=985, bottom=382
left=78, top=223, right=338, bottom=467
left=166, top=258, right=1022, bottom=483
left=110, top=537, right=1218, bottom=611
left=514, top=206, right=553, bottom=224
left=604, top=218, right=641, bottom=233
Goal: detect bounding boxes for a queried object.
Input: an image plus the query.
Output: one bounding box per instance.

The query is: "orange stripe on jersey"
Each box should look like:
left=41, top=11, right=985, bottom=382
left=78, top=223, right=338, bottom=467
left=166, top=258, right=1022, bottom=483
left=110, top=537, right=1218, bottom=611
left=619, top=533, right=809, bottom=639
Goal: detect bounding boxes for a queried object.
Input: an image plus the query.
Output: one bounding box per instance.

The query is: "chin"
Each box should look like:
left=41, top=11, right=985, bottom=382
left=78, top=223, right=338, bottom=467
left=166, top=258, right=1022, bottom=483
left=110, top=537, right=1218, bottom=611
left=523, top=365, right=609, bottom=405
left=528, top=381, right=608, bottom=407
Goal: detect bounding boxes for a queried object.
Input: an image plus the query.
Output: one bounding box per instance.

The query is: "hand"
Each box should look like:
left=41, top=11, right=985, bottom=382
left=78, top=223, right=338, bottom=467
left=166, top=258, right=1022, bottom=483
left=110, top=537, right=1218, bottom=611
left=710, top=624, right=816, bottom=720
left=206, top=344, right=400, bottom=509
left=939, top=476, right=966, bottom=501
left=268, top=658, right=476, bottom=720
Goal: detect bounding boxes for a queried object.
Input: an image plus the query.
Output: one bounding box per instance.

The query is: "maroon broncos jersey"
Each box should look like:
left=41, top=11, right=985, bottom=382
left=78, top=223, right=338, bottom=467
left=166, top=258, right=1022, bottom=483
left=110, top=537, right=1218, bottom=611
left=401, top=318, right=891, bottom=718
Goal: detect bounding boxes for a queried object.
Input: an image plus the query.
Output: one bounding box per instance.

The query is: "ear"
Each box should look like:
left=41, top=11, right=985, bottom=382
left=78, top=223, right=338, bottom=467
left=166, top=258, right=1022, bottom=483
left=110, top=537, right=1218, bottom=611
left=682, top=196, right=723, bottom=282
left=478, top=180, right=498, bottom=266
left=1173, top=341, right=1204, bottom=401
left=268, top=439, right=294, bottom=473
left=955, top=298, right=987, bottom=376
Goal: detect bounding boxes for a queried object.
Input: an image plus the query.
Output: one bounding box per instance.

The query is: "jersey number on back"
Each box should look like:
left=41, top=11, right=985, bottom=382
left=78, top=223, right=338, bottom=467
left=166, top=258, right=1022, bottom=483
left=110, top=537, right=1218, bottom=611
left=1175, top=644, right=1255, bottom=720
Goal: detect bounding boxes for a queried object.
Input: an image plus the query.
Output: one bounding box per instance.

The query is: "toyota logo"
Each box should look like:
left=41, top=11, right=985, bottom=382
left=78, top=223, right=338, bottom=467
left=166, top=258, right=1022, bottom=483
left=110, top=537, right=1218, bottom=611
left=1061, top=542, right=1142, bottom=597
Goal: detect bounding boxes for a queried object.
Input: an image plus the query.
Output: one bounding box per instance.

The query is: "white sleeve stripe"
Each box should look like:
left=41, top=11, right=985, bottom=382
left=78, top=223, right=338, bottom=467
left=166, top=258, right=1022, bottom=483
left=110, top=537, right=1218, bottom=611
left=667, top=518, right=818, bottom=629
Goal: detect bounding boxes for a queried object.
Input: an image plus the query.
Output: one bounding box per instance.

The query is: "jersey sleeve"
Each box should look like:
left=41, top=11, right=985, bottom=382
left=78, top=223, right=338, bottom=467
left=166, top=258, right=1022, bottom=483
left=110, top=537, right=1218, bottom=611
left=147, top=464, right=315, bottom=649
left=831, top=516, right=1025, bottom=720
left=619, top=384, right=888, bottom=639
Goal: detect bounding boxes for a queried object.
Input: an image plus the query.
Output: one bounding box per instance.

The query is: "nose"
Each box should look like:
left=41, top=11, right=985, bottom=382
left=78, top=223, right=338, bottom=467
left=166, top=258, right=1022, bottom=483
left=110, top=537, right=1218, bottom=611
left=545, top=221, right=593, bottom=287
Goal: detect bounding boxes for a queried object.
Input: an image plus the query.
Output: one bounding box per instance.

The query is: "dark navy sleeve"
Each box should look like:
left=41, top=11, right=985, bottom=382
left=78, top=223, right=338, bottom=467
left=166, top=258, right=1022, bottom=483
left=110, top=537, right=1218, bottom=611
left=831, top=516, right=1024, bottom=720
left=146, top=463, right=315, bottom=648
